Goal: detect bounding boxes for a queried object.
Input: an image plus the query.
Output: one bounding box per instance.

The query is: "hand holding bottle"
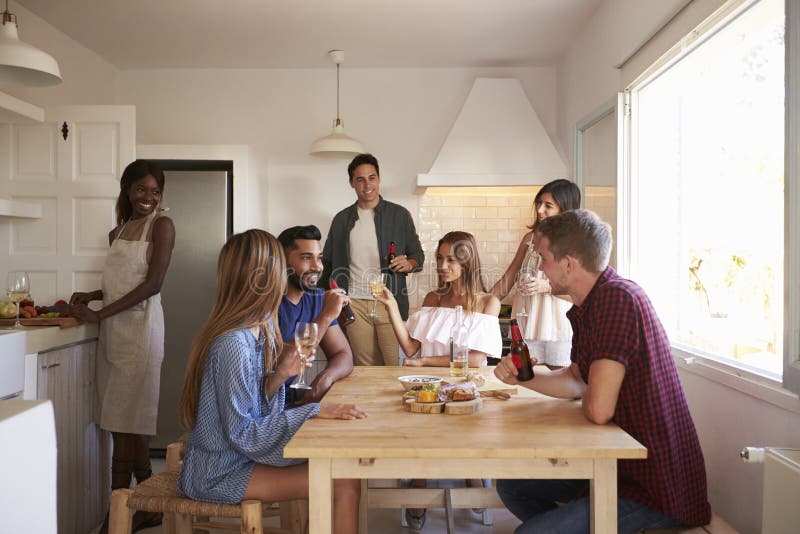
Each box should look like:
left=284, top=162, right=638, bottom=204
left=324, top=281, right=353, bottom=325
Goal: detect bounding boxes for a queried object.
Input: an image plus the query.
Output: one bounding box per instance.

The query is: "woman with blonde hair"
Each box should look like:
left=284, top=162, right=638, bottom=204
left=376, top=231, right=502, bottom=369
left=178, top=229, right=366, bottom=533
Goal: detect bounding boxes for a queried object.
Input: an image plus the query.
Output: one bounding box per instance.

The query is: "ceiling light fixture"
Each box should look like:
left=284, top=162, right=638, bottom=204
left=309, top=49, right=365, bottom=157
left=0, top=0, right=61, bottom=86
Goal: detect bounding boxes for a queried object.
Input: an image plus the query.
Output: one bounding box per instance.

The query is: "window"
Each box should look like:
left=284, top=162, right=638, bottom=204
left=624, top=0, right=787, bottom=379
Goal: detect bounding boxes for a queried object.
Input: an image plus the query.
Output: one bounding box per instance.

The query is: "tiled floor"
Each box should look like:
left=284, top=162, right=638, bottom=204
left=94, top=459, right=521, bottom=534
left=127, top=507, right=519, bottom=534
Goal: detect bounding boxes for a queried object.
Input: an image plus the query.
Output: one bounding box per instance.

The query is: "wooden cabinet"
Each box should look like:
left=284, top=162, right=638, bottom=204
left=37, top=340, right=110, bottom=534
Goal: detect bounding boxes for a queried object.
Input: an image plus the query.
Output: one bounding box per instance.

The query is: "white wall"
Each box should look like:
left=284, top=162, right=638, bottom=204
left=558, top=1, right=800, bottom=532
left=0, top=2, right=117, bottom=105
left=114, top=66, right=560, bottom=236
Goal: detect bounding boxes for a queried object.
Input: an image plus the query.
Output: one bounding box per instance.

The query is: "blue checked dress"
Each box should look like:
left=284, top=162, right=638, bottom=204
left=178, top=328, right=320, bottom=503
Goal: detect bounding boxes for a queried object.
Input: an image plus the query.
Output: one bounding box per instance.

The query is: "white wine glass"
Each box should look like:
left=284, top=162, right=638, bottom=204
left=368, top=273, right=388, bottom=318
left=516, top=270, right=534, bottom=318
left=516, top=250, right=541, bottom=319
left=291, top=322, right=318, bottom=390
left=6, top=271, right=30, bottom=329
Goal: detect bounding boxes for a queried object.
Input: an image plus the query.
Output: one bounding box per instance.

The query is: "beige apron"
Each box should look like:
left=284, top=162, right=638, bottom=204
left=96, top=212, right=164, bottom=435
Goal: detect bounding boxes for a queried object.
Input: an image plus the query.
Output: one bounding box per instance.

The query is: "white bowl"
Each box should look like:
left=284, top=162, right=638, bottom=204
left=398, top=375, right=442, bottom=392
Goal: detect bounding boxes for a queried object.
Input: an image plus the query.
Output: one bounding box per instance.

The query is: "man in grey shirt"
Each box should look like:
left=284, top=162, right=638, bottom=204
left=322, top=153, right=424, bottom=366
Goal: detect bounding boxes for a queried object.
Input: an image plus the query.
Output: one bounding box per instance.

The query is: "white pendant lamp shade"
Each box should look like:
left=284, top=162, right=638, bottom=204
left=0, top=7, right=62, bottom=86
left=310, top=50, right=364, bottom=157
left=310, top=119, right=365, bottom=156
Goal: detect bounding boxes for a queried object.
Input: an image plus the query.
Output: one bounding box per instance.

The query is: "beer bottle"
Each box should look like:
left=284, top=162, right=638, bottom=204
left=509, top=319, right=534, bottom=381
left=328, top=280, right=355, bottom=326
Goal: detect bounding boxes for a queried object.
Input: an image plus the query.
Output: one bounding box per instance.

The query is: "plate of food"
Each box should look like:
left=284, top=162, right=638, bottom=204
left=397, top=375, right=442, bottom=392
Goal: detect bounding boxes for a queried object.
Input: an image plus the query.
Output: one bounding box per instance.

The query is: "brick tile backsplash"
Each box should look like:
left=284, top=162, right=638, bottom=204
left=408, top=185, right=618, bottom=309
left=408, top=185, right=619, bottom=309
left=408, top=186, right=538, bottom=309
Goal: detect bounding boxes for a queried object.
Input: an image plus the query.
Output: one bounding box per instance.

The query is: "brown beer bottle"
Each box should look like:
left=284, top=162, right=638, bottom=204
left=328, top=280, right=355, bottom=326
left=509, top=319, right=534, bottom=381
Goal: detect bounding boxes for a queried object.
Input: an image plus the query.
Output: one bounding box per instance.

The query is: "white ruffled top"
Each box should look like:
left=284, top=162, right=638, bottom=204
left=405, top=307, right=503, bottom=360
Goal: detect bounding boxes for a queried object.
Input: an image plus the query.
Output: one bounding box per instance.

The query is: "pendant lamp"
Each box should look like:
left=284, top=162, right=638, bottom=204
left=309, top=50, right=365, bottom=157
left=0, top=0, right=61, bottom=86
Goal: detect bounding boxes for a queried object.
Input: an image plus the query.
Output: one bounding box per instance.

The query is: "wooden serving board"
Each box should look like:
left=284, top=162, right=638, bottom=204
left=405, top=399, right=445, bottom=414
left=0, top=316, right=82, bottom=328
left=444, top=397, right=482, bottom=415
left=403, top=397, right=482, bottom=414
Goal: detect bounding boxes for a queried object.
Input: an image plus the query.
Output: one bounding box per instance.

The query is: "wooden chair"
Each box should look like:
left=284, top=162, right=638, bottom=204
left=108, top=439, right=308, bottom=534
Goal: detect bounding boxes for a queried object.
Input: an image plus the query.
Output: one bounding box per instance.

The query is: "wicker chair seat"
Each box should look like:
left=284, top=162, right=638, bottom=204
left=127, top=470, right=246, bottom=517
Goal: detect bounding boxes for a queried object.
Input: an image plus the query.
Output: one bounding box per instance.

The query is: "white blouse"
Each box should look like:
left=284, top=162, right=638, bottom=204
left=405, top=307, right=503, bottom=360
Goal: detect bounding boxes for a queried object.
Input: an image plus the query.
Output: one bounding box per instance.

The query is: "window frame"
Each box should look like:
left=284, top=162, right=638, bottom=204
left=619, top=0, right=800, bottom=398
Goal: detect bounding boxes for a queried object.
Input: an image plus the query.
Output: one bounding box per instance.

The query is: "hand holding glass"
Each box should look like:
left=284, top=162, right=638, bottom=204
left=368, top=273, right=388, bottom=318
left=291, top=322, right=318, bottom=390
left=6, top=271, right=30, bottom=329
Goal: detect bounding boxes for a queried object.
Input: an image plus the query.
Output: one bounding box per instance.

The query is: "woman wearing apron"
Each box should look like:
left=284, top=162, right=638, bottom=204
left=70, top=160, right=175, bottom=533
left=491, top=179, right=580, bottom=369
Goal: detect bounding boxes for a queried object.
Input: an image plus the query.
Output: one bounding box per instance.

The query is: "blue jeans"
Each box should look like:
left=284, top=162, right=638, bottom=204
left=496, top=479, right=682, bottom=534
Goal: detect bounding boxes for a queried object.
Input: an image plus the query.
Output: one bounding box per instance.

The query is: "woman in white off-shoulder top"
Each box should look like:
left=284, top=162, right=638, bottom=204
left=376, top=231, right=502, bottom=368
left=375, top=231, right=501, bottom=529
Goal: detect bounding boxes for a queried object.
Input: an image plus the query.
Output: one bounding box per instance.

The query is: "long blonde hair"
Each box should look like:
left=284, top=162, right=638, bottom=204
left=436, top=231, right=487, bottom=313
left=178, top=229, right=286, bottom=430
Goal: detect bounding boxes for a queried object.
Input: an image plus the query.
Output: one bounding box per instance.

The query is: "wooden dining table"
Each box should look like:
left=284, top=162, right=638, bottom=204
left=284, top=366, right=646, bottom=534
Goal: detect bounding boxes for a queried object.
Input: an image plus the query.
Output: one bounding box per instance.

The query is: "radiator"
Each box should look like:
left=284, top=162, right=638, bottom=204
left=741, top=447, right=800, bottom=534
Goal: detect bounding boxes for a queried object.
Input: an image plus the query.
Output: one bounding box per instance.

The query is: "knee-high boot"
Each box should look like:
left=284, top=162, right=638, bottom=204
left=130, top=433, right=162, bottom=532
left=99, top=432, right=136, bottom=534
left=132, top=434, right=153, bottom=484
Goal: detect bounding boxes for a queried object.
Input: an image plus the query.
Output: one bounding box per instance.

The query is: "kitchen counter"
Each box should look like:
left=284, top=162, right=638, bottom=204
left=0, top=400, right=57, bottom=533
left=20, top=323, right=99, bottom=354
left=17, top=323, right=108, bottom=533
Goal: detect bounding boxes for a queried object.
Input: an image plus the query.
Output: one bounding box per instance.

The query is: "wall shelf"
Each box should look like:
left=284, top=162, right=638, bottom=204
left=0, top=91, right=45, bottom=123
left=0, top=198, right=42, bottom=218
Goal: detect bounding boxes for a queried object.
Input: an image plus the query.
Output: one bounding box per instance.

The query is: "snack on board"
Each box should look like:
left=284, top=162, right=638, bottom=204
left=464, top=372, right=485, bottom=387
left=437, top=381, right=478, bottom=402
left=417, top=383, right=439, bottom=403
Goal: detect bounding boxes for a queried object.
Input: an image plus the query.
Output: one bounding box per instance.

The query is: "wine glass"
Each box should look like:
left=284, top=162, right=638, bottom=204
left=6, top=271, right=30, bottom=329
left=368, top=273, right=388, bottom=318
left=291, top=322, right=318, bottom=390
left=516, top=250, right=541, bottom=319
left=516, top=270, right=534, bottom=318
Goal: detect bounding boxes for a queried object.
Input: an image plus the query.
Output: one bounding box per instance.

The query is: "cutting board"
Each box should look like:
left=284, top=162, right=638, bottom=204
left=0, top=316, right=82, bottom=328
left=403, top=397, right=482, bottom=415
left=444, top=397, right=482, bottom=415
left=404, top=399, right=445, bottom=414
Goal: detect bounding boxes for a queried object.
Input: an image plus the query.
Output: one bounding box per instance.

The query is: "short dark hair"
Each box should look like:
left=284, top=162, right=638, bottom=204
left=536, top=209, right=612, bottom=273
left=277, top=225, right=322, bottom=251
left=348, top=153, right=380, bottom=180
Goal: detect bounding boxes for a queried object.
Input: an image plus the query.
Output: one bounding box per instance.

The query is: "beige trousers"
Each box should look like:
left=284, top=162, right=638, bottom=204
left=345, top=298, right=400, bottom=366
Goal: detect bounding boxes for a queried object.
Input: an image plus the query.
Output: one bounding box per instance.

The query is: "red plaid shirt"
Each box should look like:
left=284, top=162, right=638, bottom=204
left=568, top=267, right=711, bottom=526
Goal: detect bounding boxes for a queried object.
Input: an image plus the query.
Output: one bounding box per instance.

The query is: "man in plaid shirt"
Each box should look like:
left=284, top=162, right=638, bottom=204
left=494, top=209, right=711, bottom=533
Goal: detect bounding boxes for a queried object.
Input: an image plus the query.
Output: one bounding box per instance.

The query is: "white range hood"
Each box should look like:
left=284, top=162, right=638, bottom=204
left=417, top=77, right=566, bottom=193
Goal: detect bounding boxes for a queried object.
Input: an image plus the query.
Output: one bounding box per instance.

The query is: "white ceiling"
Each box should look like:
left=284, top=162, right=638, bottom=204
left=15, top=0, right=603, bottom=69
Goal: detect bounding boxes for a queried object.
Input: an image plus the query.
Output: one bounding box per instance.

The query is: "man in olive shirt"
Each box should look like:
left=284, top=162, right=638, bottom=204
left=322, top=153, right=424, bottom=366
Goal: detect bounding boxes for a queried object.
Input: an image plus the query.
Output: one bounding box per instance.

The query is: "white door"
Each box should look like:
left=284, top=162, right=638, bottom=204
left=0, top=106, right=135, bottom=303
left=573, top=96, right=621, bottom=270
